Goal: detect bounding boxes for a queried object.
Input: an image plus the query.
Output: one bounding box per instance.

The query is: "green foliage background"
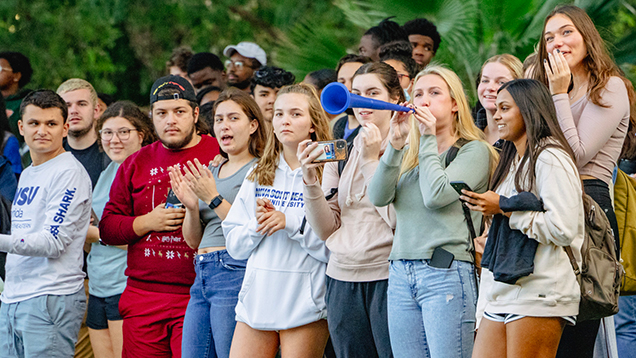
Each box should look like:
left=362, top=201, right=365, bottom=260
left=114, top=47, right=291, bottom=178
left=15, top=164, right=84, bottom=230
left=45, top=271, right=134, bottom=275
left=1, top=0, right=635, bottom=105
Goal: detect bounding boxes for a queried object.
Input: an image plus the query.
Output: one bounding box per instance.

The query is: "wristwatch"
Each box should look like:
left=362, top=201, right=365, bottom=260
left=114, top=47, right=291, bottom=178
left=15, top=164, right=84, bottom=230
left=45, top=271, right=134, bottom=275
left=208, top=194, right=224, bottom=210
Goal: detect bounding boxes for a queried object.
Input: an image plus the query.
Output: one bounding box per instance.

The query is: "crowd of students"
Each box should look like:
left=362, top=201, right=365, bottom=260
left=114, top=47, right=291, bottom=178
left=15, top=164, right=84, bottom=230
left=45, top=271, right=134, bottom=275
left=0, top=4, right=635, bottom=358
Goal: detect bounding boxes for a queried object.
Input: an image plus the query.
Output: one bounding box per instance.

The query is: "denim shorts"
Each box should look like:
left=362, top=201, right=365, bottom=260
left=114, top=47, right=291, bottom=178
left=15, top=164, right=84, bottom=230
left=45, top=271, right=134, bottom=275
left=86, top=293, right=123, bottom=330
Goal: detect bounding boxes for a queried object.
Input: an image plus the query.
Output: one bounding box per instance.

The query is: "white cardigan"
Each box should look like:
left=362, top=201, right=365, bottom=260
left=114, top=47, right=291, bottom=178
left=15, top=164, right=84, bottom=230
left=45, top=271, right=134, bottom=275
left=476, top=146, right=584, bottom=326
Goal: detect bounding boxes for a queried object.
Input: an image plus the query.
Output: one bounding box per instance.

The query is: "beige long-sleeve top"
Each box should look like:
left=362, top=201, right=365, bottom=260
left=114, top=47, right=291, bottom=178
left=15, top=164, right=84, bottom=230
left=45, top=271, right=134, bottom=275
left=553, top=76, right=630, bottom=184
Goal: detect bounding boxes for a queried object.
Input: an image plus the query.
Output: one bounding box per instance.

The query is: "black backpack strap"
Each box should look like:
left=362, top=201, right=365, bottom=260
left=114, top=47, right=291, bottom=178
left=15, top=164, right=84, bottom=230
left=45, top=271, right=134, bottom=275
left=338, top=141, right=355, bottom=177
left=444, top=138, right=470, bottom=168
left=444, top=138, right=478, bottom=257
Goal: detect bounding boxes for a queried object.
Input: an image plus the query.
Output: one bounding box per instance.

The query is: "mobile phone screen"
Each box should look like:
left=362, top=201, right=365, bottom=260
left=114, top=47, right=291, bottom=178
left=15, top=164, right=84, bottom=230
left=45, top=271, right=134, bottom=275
left=310, top=139, right=348, bottom=163
left=166, top=188, right=183, bottom=209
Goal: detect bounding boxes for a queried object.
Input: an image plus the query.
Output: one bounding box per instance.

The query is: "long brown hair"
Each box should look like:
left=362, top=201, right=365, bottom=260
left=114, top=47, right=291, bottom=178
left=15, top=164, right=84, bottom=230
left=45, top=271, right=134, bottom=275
left=213, top=88, right=267, bottom=159
left=247, top=83, right=332, bottom=186
left=532, top=5, right=635, bottom=128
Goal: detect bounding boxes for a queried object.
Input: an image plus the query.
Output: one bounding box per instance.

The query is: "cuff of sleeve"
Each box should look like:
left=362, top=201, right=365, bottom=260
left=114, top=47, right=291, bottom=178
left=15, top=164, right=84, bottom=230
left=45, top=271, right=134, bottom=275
left=552, top=93, right=569, bottom=101
left=304, top=180, right=325, bottom=200
left=0, top=234, right=12, bottom=252
left=101, top=216, right=140, bottom=245
left=508, top=211, right=531, bottom=233
left=248, top=216, right=260, bottom=233
left=284, top=214, right=301, bottom=237
left=383, top=143, right=405, bottom=167
left=419, top=134, right=437, bottom=151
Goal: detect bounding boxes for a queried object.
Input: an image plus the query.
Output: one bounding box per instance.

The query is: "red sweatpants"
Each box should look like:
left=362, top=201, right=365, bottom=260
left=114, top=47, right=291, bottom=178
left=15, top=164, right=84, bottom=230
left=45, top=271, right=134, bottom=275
left=119, top=285, right=190, bottom=358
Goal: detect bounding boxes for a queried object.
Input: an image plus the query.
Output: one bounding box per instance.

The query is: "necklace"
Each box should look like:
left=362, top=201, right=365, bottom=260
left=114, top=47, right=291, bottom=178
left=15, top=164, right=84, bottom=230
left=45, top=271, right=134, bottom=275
left=569, top=81, right=587, bottom=101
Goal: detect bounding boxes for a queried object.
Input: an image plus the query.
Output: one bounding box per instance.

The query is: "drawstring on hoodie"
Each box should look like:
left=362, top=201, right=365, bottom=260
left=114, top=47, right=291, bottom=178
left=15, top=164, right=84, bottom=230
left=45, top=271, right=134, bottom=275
left=345, top=144, right=369, bottom=207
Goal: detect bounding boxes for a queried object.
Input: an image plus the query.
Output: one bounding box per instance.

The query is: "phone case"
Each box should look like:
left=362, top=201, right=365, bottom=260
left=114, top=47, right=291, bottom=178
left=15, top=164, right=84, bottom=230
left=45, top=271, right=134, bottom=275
left=430, top=247, right=455, bottom=269
left=311, top=139, right=348, bottom=163
left=450, top=181, right=473, bottom=196
left=166, top=189, right=183, bottom=208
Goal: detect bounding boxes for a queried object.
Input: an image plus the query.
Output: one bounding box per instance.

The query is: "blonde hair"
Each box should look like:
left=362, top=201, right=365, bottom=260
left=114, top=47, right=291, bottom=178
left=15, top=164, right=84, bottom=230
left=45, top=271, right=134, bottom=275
left=478, top=54, right=523, bottom=82
left=400, top=65, right=499, bottom=178
left=56, top=78, right=98, bottom=107
left=247, top=83, right=332, bottom=186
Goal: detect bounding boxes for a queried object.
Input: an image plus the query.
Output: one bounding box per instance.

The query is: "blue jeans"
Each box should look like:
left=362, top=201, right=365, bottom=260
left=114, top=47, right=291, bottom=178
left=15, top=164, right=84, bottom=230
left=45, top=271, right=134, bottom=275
left=616, top=295, right=636, bottom=358
left=387, top=260, right=477, bottom=358
left=0, top=289, right=86, bottom=358
left=181, top=250, right=246, bottom=358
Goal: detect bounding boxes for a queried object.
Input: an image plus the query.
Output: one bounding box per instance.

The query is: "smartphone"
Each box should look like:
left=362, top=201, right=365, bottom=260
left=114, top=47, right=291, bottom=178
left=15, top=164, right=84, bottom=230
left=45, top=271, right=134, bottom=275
left=90, top=209, right=99, bottom=226
left=309, top=139, right=348, bottom=163
left=450, top=181, right=473, bottom=198
left=430, top=247, right=455, bottom=269
left=165, top=188, right=184, bottom=209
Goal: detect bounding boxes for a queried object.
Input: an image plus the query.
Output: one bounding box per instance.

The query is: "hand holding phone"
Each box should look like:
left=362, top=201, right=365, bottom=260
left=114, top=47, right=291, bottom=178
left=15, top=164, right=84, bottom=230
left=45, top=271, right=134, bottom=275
left=165, top=188, right=184, bottom=209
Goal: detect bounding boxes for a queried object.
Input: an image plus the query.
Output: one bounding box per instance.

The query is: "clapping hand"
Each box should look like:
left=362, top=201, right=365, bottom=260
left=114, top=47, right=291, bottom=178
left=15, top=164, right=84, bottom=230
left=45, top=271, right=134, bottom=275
left=255, top=198, right=286, bottom=236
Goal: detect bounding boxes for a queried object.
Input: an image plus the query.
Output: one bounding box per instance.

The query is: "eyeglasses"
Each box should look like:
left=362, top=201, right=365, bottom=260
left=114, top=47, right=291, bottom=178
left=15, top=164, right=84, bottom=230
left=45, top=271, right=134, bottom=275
left=397, top=73, right=410, bottom=80
left=99, top=128, right=138, bottom=141
left=225, top=60, right=252, bottom=71
left=0, top=67, right=12, bottom=73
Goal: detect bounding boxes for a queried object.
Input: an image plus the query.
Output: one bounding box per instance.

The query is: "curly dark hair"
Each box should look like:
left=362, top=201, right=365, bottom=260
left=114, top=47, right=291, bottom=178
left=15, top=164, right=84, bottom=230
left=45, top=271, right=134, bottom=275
left=187, top=52, right=224, bottom=74
left=364, top=17, right=408, bottom=49
left=0, top=51, right=33, bottom=88
left=250, top=66, right=295, bottom=93
left=402, top=18, right=441, bottom=53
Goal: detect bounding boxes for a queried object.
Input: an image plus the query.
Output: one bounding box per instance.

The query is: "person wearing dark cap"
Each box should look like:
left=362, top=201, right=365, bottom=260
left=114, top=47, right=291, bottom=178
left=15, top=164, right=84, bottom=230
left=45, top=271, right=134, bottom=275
left=0, top=51, right=33, bottom=145
left=187, top=52, right=226, bottom=94
left=402, top=18, right=441, bottom=67
left=99, top=75, right=220, bottom=357
left=223, top=42, right=267, bottom=92
left=250, top=66, right=295, bottom=122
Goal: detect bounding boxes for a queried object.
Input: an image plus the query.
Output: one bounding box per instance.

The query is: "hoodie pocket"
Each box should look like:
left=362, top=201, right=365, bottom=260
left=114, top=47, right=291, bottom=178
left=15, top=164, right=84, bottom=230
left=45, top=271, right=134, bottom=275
left=238, top=268, right=321, bottom=329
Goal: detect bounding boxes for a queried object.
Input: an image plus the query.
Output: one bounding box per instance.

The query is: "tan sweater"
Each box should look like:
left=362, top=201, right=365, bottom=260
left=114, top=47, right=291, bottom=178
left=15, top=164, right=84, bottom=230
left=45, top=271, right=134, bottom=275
left=303, top=134, right=395, bottom=282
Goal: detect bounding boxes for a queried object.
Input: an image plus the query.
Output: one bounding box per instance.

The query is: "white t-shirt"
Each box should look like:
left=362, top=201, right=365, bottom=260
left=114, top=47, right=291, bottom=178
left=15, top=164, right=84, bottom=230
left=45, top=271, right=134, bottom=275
left=0, top=152, right=92, bottom=303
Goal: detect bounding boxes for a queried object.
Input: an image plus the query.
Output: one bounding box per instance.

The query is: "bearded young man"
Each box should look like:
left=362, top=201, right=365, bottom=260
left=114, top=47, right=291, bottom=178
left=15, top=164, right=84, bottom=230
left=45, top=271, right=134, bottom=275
left=57, top=79, right=111, bottom=189
left=99, top=75, right=219, bottom=358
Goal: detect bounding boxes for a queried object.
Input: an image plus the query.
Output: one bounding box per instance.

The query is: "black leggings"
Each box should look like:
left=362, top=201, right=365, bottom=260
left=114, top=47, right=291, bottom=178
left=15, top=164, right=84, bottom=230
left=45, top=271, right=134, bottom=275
left=556, top=179, right=619, bottom=358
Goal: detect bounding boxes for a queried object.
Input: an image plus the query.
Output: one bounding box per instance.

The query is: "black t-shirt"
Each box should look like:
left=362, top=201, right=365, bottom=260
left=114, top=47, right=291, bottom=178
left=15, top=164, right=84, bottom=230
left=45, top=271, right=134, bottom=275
left=63, top=139, right=111, bottom=189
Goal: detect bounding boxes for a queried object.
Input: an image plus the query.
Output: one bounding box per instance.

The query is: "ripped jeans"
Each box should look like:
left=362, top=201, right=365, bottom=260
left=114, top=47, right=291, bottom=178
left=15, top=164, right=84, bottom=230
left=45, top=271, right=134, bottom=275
left=387, top=259, right=477, bottom=358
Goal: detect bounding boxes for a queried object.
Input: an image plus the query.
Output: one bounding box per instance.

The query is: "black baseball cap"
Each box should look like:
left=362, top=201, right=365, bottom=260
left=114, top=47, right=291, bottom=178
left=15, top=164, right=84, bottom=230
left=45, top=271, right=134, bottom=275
left=150, top=75, right=197, bottom=105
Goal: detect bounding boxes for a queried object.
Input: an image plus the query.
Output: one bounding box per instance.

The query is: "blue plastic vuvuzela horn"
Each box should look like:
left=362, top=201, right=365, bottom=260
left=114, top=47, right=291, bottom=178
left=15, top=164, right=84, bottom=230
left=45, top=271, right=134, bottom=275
left=320, top=82, right=413, bottom=115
